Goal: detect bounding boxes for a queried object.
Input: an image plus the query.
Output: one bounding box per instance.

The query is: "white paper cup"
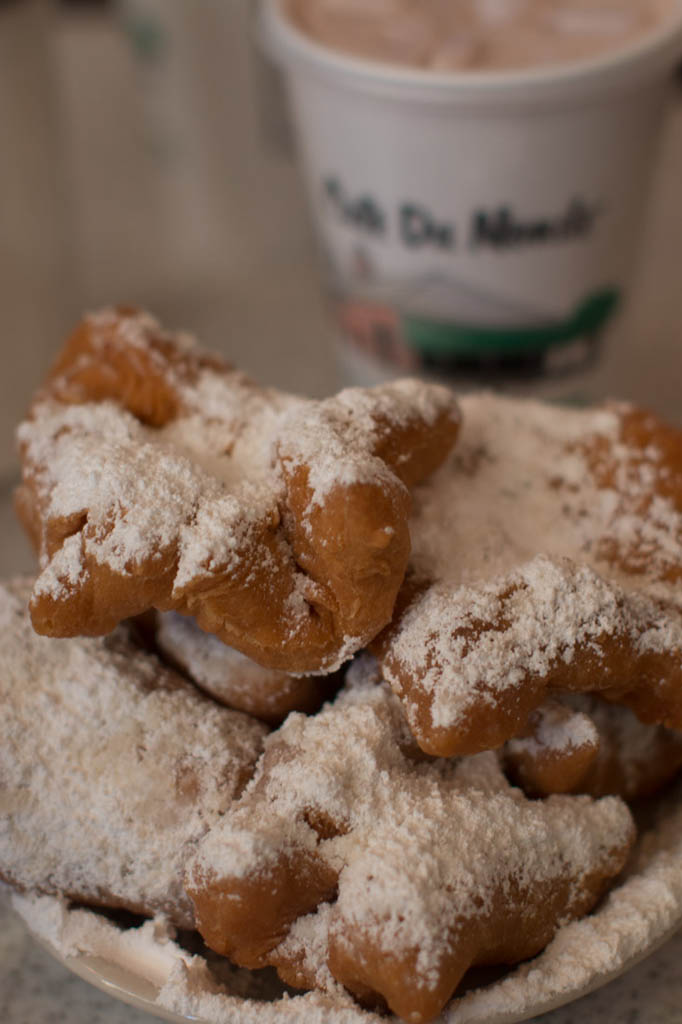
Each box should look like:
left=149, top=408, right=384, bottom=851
left=262, top=0, right=682, bottom=389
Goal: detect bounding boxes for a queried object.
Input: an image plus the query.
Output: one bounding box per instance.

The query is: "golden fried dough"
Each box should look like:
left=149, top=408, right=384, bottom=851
left=186, top=673, right=634, bottom=1023
left=373, top=395, right=682, bottom=756
left=17, top=308, right=460, bottom=674
left=506, top=695, right=682, bottom=800
left=504, top=698, right=601, bottom=796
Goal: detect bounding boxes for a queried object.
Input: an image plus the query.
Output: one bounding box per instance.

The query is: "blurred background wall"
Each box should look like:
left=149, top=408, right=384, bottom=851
left=55, top=0, right=332, bottom=389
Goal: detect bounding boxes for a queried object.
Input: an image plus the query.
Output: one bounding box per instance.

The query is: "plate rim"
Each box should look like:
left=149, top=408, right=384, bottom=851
left=18, top=899, right=682, bottom=1024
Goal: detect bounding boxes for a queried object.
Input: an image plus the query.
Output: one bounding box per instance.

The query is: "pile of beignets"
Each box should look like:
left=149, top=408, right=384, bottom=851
left=3, top=308, right=682, bottom=1024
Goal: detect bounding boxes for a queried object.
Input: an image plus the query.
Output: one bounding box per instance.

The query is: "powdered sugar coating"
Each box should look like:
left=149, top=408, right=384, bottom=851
left=279, top=377, right=455, bottom=515
left=0, top=578, right=268, bottom=926
left=409, top=395, right=681, bottom=592
left=12, top=780, right=682, bottom=1024
left=273, top=903, right=340, bottom=993
left=10, top=668, right=680, bottom=1021
left=156, top=612, right=291, bottom=706
left=448, top=790, right=682, bottom=1023
left=188, top=680, right=633, bottom=1012
left=11, top=892, right=195, bottom=989
left=155, top=611, right=335, bottom=723
left=20, top=365, right=295, bottom=593
left=507, top=700, right=599, bottom=760
left=380, top=394, right=682, bottom=751
left=559, top=695, right=682, bottom=800
left=19, top=310, right=455, bottom=582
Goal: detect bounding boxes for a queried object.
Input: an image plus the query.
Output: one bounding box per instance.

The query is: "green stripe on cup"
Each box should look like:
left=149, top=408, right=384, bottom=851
left=403, top=288, right=620, bottom=357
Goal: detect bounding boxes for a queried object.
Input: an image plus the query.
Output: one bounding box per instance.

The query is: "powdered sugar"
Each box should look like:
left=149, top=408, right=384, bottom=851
left=188, top=681, right=633, bottom=1001
left=7, top=374, right=682, bottom=1022
left=0, top=578, right=267, bottom=927
left=15, top=708, right=682, bottom=1024
left=157, top=611, right=290, bottom=706
left=507, top=700, right=599, bottom=760
left=6, top=627, right=679, bottom=1022
left=273, top=903, right=340, bottom=992
left=277, top=377, right=455, bottom=515
left=19, top=310, right=457, bottom=594
left=382, top=395, right=682, bottom=741
left=19, top=309, right=458, bottom=674
left=11, top=892, right=194, bottom=989
left=12, top=793, right=682, bottom=1024
left=390, top=555, right=681, bottom=736
left=20, top=379, right=286, bottom=588
left=173, top=486, right=276, bottom=593
left=561, top=695, right=682, bottom=799
left=36, top=533, right=87, bottom=598
left=158, top=961, right=367, bottom=1024
left=408, top=394, right=680, bottom=592
left=446, top=791, right=682, bottom=1024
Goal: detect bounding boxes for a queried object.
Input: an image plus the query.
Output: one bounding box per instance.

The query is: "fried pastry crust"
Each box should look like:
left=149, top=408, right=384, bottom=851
left=17, top=308, right=460, bottom=674
left=155, top=611, right=341, bottom=723
left=503, top=699, right=600, bottom=796
left=505, top=695, right=682, bottom=801
left=372, top=395, right=682, bottom=756
left=499, top=700, right=593, bottom=794
left=186, top=672, right=634, bottom=1023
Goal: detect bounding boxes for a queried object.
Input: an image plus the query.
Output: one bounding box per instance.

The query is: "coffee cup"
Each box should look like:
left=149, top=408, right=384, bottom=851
left=261, top=0, right=682, bottom=390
